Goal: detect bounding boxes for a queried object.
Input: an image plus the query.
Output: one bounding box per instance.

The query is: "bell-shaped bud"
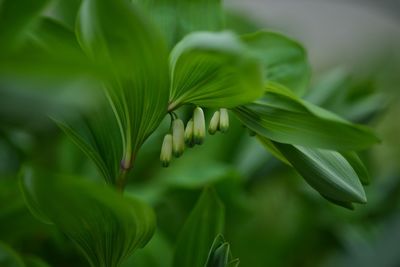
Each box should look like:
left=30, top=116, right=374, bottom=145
left=219, top=108, right=229, bottom=133
left=208, top=111, right=220, bottom=135
left=193, top=107, right=205, bottom=144
left=184, top=119, right=194, bottom=147
left=160, top=134, right=172, bottom=167
left=172, top=119, right=185, bottom=157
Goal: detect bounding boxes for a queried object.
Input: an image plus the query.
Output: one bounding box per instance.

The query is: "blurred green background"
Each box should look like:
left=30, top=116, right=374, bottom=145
left=1, top=1, right=400, bottom=267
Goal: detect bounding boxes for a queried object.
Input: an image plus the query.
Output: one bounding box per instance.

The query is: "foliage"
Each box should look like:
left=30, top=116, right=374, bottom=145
left=0, top=0, right=394, bottom=266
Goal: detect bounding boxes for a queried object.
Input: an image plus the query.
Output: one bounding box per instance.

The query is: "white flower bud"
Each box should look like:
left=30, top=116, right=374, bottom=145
left=172, top=119, right=185, bottom=157
left=208, top=111, right=220, bottom=135
left=160, top=134, right=172, bottom=167
left=219, top=108, right=229, bottom=133
left=193, top=107, right=205, bottom=145
left=184, top=119, right=194, bottom=147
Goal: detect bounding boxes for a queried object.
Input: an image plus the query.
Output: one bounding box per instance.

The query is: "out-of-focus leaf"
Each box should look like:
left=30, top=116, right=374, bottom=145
left=24, top=256, right=51, bottom=267
left=173, top=188, right=225, bottom=267
left=274, top=143, right=367, bottom=204
left=242, top=31, right=311, bottom=95
left=169, top=31, right=264, bottom=110
left=77, top=0, right=170, bottom=165
left=205, top=235, right=239, bottom=267
left=234, top=83, right=379, bottom=151
left=0, top=242, right=25, bottom=267
left=134, top=0, right=223, bottom=46
left=46, top=0, right=82, bottom=30
left=0, top=0, right=49, bottom=53
left=20, top=169, right=156, bottom=267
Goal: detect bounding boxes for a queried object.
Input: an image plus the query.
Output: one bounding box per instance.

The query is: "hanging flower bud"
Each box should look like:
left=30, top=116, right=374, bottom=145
left=208, top=111, right=220, bottom=135
left=160, top=134, right=172, bottom=167
left=184, top=119, right=194, bottom=147
left=193, top=107, right=206, bottom=144
left=172, top=119, right=185, bottom=157
left=219, top=108, right=229, bottom=133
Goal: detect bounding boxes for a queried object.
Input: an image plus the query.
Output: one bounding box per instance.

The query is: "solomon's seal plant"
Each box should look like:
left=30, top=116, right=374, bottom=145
left=0, top=0, right=380, bottom=266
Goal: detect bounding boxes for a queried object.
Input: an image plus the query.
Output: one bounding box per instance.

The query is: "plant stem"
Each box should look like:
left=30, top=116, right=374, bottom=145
left=116, top=153, right=135, bottom=193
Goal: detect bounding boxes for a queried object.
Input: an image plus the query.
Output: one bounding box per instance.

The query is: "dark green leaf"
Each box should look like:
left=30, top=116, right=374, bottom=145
left=205, top=235, right=239, bottom=267
left=169, top=31, right=264, bottom=110
left=77, top=0, right=170, bottom=164
left=274, top=143, right=367, bottom=204
left=341, top=151, right=370, bottom=185
left=242, top=31, right=311, bottom=95
left=173, top=188, right=225, bottom=267
left=234, top=83, right=379, bottom=151
left=55, top=99, right=123, bottom=185
left=20, top=168, right=156, bottom=267
left=0, top=242, right=25, bottom=267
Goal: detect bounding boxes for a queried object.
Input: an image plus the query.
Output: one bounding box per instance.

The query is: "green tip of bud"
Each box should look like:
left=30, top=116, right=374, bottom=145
left=208, top=111, right=220, bottom=135
left=184, top=119, right=194, bottom=146
left=193, top=107, right=206, bottom=144
left=160, top=134, right=172, bottom=167
left=172, top=119, right=185, bottom=157
left=219, top=108, right=229, bottom=133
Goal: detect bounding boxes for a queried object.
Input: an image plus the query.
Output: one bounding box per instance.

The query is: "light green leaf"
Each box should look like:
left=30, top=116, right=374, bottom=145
left=205, top=235, right=239, bottom=267
left=234, top=83, right=379, bottom=151
left=0, top=242, right=25, bottom=267
left=274, top=143, right=367, bottom=204
left=20, top=169, right=156, bottom=267
left=134, top=0, right=223, bottom=46
left=169, top=31, right=264, bottom=110
left=0, top=0, right=49, bottom=53
left=242, top=31, right=311, bottom=95
left=76, top=0, right=170, bottom=166
left=173, top=188, right=225, bottom=267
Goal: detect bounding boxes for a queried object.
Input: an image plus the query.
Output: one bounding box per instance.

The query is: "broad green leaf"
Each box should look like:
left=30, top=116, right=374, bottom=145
left=55, top=99, right=123, bottom=185
left=169, top=31, right=264, bottom=110
left=0, top=242, right=25, bottom=267
left=134, top=0, right=223, bottom=46
left=20, top=169, right=156, bottom=267
left=46, top=0, right=82, bottom=30
left=242, top=31, right=311, bottom=95
left=205, top=235, right=239, bottom=267
left=234, top=83, right=379, bottom=151
left=274, top=143, right=367, bottom=204
left=76, top=0, right=170, bottom=166
left=0, top=0, right=49, bottom=53
left=173, top=188, right=225, bottom=267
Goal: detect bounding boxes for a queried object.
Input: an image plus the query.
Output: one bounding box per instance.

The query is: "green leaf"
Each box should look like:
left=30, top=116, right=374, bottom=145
left=134, top=0, right=223, bottom=46
left=55, top=99, right=123, bottom=185
left=20, top=168, right=156, bottom=267
left=173, top=188, right=225, bottom=267
left=205, top=235, right=239, bottom=267
left=234, top=83, right=379, bottom=151
left=242, top=31, right=311, bottom=95
left=0, top=242, right=25, bottom=267
left=274, top=143, right=367, bottom=204
left=341, top=151, right=370, bottom=185
left=169, top=31, right=264, bottom=110
left=0, top=0, right=49, bottom=53
left=76, top=0, right=170, bottom=164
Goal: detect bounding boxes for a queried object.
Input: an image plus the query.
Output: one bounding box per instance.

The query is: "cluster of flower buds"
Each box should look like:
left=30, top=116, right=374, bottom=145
left=208, top=108, right=229, bottom=135
left=160, top=107, right=230, bottom=167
